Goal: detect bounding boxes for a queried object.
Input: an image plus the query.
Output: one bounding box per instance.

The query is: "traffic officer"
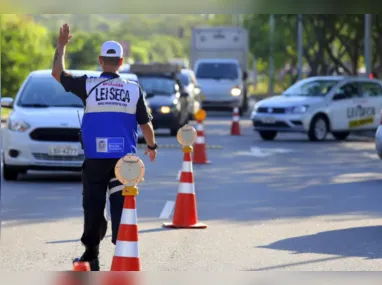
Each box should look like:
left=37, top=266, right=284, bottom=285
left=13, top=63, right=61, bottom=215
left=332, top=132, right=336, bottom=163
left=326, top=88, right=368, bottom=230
left=51, top=24, right=157, bottom=271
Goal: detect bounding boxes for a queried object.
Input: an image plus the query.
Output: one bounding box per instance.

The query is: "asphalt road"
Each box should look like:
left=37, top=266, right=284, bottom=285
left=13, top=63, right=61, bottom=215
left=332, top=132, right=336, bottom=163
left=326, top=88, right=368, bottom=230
left=1, top=112, right=382, bottom=271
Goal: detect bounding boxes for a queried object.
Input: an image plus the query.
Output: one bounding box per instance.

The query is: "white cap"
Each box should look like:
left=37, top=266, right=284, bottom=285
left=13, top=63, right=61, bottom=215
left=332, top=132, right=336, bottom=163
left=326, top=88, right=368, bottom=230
left=100, top=41, right=123, bottom=58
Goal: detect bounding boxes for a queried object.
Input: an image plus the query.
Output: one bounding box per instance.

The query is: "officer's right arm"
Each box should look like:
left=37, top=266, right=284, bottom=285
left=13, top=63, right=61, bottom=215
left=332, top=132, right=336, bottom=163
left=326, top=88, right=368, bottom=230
left=136, top=86, right=156, bottom=147
left=59, top=71, right=88, bottom=101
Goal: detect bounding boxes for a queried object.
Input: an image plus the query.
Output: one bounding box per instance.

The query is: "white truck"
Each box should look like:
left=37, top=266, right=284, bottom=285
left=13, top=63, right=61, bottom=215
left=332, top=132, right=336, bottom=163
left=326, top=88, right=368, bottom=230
left=190, top=26, right=250, bottom=114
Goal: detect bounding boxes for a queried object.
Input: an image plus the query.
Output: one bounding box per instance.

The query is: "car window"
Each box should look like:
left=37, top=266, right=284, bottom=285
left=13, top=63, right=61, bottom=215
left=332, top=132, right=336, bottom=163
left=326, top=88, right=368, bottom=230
left=334, top=82, right=361, bottom=99
left=195, top=62, right=239, bottom=80
left=283, top=79, right=340, bottom=97
left=16, top=76, right=84, bottom=107
left=137, top=76, right=176, bottom=95
left=359, top=81, right=382, bottom=97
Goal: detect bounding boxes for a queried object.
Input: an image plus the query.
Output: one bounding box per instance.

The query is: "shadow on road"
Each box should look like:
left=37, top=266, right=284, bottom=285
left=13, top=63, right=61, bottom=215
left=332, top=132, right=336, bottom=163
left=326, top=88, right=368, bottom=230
left=257, top=226, right=382, bottom=260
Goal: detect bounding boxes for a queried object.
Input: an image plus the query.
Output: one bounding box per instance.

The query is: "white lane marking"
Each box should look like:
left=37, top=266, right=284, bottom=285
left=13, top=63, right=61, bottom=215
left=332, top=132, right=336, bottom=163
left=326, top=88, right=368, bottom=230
left=234, top=147, right=293, bottom=157
left=159, top=201, right=175, bottom=219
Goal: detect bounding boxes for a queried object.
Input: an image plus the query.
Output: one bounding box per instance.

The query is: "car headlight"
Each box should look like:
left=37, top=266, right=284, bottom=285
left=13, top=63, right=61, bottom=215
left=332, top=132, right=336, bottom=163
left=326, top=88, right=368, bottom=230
left=8, top=118, right=30, bottom=132
left=160, top=106, right=171, bottom=114
left=231, top=87, right=241, bottom=97
left=287, top=105, right=309, bottom=114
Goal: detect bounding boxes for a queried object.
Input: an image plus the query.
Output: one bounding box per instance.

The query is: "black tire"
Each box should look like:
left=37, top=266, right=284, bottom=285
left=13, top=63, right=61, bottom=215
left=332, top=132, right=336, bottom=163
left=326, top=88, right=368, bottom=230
left=259, top=131, right=277, bottom=141
left=332, top=131, right=350, bottom=141
left=3, top=164, right=19, bottom=181
left=308, top=115, right=329, bottom=141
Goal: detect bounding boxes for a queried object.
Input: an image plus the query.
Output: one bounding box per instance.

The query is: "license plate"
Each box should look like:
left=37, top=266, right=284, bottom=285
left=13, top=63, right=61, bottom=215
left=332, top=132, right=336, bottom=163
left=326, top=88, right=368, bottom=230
left=48, top=146, right=78, bottom=156
left=262, top=117, right=276, bottom=124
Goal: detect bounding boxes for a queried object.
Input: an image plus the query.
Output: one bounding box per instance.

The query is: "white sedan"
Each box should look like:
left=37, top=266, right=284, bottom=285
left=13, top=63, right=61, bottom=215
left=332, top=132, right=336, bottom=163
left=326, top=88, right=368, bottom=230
left=251, top=76, right=382, bottom=141
left=1, top=70, right=146, bottom=180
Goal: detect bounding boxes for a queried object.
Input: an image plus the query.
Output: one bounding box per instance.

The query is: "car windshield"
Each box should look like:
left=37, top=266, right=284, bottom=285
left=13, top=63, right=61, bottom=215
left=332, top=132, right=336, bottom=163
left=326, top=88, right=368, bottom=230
left=283, top=79, right=340, bottom=97
left=17, top=76, right=85, bottom=107
left=195, top=62, right=239, bottom=80
left=178, top=73, right=190, bottom=86
left=137, top=76, right=176, bottom=95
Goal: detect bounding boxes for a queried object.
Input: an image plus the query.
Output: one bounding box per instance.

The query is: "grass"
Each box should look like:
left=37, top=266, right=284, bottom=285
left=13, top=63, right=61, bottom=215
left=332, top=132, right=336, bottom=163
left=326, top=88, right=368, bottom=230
left=1, top=108, right=11, bottom=121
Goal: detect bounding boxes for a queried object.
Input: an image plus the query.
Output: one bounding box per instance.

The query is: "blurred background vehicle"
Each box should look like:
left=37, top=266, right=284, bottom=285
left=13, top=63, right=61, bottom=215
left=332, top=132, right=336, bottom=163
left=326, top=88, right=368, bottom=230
left=130, top=63, right=190, bottom=136
left=190, top=26, right=250, bottom=115
left=251, top=76, right=382, bottom=141
left=194, top=58, right=246, bottom=115
left=1, top=70, right=101, bottom=181
left=177, top=68, right=202, bottom=120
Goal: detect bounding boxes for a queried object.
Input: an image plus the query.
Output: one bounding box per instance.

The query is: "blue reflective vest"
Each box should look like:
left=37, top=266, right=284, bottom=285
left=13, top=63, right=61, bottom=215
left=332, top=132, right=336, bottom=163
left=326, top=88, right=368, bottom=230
left=81, top=75, right=140, bottom=159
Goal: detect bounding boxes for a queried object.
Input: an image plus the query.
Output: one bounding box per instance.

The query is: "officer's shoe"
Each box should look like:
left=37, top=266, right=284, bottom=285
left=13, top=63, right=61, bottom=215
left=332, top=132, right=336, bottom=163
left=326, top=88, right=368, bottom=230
left=73, top=256, right=100, bottom=271
left=73, top=247, right=100, bottom=271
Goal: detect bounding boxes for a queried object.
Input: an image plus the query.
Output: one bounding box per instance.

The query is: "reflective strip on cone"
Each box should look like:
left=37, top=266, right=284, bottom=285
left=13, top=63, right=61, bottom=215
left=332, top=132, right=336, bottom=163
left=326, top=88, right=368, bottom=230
left=115, top=241, right=139, bottom=258
left=196, top=124, right=204, bottom=131
left=182, top=161, right=192, bottom=172
left=233, top=116, right=240, bottom=122
left=195, top=136, right=205, bottom=144
left=120, top=208, right=137, bottom=225
left=178, top=182, right=195, bottom=194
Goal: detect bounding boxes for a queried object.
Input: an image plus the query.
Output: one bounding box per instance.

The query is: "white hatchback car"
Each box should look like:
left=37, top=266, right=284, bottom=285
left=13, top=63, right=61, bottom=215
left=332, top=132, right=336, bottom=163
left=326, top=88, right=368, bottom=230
left=1, top=70, right=145, bottom=180
left=251, top=76, right=382, bottom=141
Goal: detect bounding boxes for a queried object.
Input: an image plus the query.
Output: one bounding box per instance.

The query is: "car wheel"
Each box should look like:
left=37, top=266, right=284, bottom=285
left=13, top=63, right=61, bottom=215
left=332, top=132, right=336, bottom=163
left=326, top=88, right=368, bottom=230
left=332, top=131, right=350, bottom=141
left=308, top=115, right=329, bottom=141
left=3, top=164, right=19, bottom=181
left=259, top=131, right=277, bottom=141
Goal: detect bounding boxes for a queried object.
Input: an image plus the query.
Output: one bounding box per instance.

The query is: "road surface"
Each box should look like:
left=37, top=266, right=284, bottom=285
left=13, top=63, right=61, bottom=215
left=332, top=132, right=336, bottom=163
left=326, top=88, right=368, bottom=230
left=1, top=113, right=382, bottom=271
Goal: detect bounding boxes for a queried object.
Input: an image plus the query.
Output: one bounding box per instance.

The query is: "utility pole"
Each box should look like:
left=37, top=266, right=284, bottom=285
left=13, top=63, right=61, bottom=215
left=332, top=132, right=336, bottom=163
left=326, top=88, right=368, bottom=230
left=268, top=14, right=275, bottom=96
left=364, top=14, right=372, bottom=76
left=297, top=14, right=303, bottom=81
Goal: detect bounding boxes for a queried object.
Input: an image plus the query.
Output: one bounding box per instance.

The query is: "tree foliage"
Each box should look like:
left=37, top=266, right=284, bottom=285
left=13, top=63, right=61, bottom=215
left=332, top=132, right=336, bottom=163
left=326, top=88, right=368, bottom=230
left=3, top=14, right=382, bottom=98
left=1, top=14, right=54, bottom=97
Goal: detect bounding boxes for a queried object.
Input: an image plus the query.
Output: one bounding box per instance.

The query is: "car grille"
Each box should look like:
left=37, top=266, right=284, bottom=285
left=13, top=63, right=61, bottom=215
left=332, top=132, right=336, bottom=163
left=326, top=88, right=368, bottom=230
left=254, top=121, right=290, bottom=128
left=257, top=107, right=286, bottom=114
left=30, top=128, right=80, bottom=142
left=33, top=153, right=84, bottom=161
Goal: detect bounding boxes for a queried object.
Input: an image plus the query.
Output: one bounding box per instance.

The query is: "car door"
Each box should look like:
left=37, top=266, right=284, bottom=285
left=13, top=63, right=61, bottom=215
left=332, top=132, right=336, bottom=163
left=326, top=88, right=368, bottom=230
left=329, top=81, right=361, bottom=131
left=357, top=80, right=382, bottom=130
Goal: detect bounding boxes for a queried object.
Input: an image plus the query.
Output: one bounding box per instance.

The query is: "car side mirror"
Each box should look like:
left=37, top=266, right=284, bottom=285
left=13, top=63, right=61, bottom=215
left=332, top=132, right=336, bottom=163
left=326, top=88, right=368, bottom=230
left=332, top=93, right=348, bottom=101
left=1, top=97, right=14, bottom=108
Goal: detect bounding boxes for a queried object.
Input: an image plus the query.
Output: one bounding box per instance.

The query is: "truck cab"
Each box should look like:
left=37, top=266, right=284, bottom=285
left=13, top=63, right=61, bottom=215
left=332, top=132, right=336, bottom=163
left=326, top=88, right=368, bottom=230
left=194, top=58, right=245, bottom=114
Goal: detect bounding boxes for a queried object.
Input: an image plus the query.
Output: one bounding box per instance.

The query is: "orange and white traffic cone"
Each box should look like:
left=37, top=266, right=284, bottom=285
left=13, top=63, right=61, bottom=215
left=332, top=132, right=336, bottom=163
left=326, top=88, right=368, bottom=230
left=193, top=120, right=210, bottom=164
left=72, top=261, right=90, bottom=271
left=111, top=190, right=140, bottom=271
left=230, top=107, right=241, bottom=135
left=163, top=146, right=207, bottom=229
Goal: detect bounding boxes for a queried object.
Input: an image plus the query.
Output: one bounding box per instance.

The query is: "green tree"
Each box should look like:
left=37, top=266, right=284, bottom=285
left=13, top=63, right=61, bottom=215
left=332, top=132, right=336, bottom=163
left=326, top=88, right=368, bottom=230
left=1, top=14, right=54, bottom=98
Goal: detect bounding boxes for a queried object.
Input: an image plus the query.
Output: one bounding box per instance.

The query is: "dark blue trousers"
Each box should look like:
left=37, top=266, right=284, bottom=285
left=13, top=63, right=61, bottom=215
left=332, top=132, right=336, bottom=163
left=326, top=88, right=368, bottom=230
left=80, top=159, right=124, bottom=248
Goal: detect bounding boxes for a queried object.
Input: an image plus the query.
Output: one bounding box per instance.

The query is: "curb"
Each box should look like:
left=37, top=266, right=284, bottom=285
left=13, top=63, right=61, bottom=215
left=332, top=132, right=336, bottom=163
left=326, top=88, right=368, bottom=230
left=137, top=144, right=223, bottom=149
